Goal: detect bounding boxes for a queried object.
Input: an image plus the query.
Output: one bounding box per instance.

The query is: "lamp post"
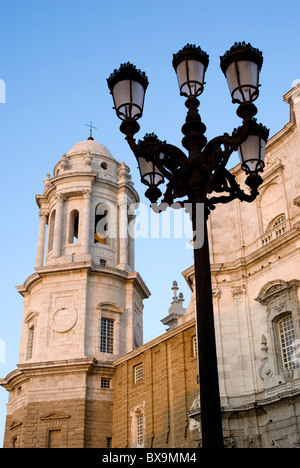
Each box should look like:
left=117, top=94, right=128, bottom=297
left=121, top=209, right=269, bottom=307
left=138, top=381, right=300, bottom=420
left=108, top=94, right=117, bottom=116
left=107, top=42, right=269, bottom=449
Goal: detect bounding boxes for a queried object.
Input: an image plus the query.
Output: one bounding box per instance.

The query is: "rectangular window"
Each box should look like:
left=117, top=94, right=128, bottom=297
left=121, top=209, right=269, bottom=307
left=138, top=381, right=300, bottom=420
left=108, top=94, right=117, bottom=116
left=279, top=315, right=300, bottom=370
left=134, top=364, right=143, bottom=383
left=101, top=378, right=111, bottom=389
left=100, top=318, right=114, bottom=354
left=193, top=336, right=198, bottom=356
left=137, top=414, right=144, bottom=447
left=107, top=437, right=112, bottom=448
left=48, top=429, right=62, bottom=448
left=27, top=326, right=34, bottom=360
left=12, top=436, right=18, bottom=448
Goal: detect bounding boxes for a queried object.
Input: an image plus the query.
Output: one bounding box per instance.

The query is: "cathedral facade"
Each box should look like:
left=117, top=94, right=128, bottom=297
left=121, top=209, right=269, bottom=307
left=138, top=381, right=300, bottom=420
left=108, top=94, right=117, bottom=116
left=1, top=84, right=300, bottom=448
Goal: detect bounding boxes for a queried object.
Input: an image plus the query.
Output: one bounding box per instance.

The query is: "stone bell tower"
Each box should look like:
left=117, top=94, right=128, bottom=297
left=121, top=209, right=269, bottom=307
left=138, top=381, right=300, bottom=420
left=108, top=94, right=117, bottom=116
left=1, top=137, right=150, bottom=448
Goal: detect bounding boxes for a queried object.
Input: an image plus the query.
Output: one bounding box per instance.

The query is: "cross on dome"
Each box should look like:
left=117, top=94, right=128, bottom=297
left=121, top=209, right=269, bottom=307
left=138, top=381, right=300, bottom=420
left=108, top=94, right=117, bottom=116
left=85, top=121, right=97, bottom=140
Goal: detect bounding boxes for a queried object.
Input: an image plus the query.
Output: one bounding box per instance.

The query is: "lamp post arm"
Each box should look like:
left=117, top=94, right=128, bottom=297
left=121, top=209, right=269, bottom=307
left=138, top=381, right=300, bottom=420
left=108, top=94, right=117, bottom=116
left=206, top=167, right=262, bottom=212
left=202, top=115, right=253, bottom=170
left=119, top=119, right=142, bottom=157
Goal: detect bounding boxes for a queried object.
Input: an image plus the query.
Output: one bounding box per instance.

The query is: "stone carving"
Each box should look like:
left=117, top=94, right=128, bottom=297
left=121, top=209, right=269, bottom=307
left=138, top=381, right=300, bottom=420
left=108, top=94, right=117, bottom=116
left=49, top=304, right=78, bottom=333
left=231, top=284, right=247, bottom=298
left=60, top=153, right=69, bottom=170
left=244, top=434, right=262, bottom=448
left=272, top=294, right=287, bottom=313
left=212, top=288, right=221, bottom=300
left=259, top=334, right=273, bottom=381
left=84, top=151, right=93, bottom=167
left=43, top=173, right=52, bottom=192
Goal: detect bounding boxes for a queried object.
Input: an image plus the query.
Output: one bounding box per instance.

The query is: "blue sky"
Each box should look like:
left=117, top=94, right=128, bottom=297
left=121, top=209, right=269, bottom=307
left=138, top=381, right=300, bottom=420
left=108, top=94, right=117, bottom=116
left=0, top=0, right=299, bottom=446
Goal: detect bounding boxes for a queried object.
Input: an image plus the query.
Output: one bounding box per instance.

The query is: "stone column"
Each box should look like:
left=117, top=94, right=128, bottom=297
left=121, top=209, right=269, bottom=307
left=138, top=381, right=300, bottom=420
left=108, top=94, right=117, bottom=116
left=118, top=196, right=128, bottom=270
left=52, top=193, right=65, bottom=258
left=82, top=190, right=92, bottom=254
left=36, top=211, right=48, bottom=267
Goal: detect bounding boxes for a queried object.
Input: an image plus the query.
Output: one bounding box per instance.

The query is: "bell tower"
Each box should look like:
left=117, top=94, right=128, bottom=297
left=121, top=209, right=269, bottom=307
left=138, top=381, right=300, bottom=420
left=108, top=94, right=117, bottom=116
left=1, top=137, right=150, bottom=448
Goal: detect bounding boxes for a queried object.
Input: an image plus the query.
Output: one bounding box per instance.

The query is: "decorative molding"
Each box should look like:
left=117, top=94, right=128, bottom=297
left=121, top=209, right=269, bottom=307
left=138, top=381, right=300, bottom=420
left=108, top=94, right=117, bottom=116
left=212, top=288, right=221, bottom=300
left=40, top=412, right=70, bottom=421
left=231, top=284, right=247, bottom=298
left=10, top=420, right=22, bottom=431
left=97, top=302, right=123, bottom=314
left=24, top=310, right=39, bottom=323
left=256, top=279, right=300, bottom=305
left=49, top=304, right=78, bottom=333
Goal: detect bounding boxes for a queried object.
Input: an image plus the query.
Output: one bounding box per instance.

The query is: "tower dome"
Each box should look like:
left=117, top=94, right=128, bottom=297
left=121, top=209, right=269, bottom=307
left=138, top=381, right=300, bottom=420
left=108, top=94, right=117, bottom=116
left=36, top=137, right=139, bottom=270
left=67, top=139, right=114, bottom=159
left=53, top=138, right=118, bottom=180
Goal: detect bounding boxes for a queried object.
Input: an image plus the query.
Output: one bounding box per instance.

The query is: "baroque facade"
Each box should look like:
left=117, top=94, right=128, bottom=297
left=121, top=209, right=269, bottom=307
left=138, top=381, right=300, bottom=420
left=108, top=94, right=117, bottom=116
left=1, top=84, right=300, bottom=448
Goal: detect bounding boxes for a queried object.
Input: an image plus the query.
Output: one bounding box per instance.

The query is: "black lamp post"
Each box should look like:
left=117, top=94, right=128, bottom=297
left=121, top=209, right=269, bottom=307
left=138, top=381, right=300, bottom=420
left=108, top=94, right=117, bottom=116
left=107, top=42, right=269, bottom=449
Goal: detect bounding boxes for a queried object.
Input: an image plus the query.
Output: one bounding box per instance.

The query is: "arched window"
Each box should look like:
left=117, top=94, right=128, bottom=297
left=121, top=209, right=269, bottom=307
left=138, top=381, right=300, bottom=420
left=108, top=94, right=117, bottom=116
left=130, top=405, right=145, bottom=448
left=68, top=210, right=79, bottom=244
left=262, top=214, right=287, bottom=245
left=47, top=210, right=56, bottom=253
left=256, top=280, right=300, bottom=378
left=272, top=214, right=286, bottom=229
left=277, top=314, right=299, bottom=370
left=94, top=204, right=109, bottom=245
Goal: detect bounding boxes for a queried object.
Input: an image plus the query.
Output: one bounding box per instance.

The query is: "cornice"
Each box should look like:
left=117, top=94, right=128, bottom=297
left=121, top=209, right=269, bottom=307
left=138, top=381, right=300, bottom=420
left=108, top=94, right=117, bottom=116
left=0, top=368, right=28, bottom=391
left=182, top=227, right=300, bottom=283
left=188, top=381, right=300, bottom=419
left=17, top=262, right=151, bottom=298
left=126, top=271, right=151, bottom=299
left=1, top=358, right=115, bottom=390
left=17, top=357, right=99, bottom=376
left=113, top=317, right=196, bottom=367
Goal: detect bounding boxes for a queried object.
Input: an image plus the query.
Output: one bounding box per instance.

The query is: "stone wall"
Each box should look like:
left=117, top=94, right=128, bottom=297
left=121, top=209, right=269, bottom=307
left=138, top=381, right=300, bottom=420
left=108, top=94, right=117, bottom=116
left=112, top=320, right=200, bottom=448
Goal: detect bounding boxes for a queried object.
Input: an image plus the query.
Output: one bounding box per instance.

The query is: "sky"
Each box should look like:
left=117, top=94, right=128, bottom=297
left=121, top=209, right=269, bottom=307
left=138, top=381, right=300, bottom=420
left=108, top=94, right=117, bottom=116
left=0, top=0, right=300, bottom=446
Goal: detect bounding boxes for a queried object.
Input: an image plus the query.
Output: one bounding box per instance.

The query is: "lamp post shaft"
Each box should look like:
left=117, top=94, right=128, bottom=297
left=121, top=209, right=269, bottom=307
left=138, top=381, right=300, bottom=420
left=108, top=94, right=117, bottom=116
left=192, top=204, right=224, bottom=448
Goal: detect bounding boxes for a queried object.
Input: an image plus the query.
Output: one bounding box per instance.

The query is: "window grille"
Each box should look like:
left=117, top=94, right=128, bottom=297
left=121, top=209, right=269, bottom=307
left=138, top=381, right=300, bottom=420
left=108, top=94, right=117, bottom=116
left=27, top=326, right=34, bottom=360
left=100, top=318, right=114, bottom=354
left=193, top=336, right=198, bottom=356
left=272, top=215, right=286, bottom=228
left=106, top=437, right=112, bottom=448
left=137, top=414, right=144, bottom=447
left=101, top=378, right=111, bottom=389
left=278, top=315, right=300, bottom=370
left=134, top=364, right=143, bottom=383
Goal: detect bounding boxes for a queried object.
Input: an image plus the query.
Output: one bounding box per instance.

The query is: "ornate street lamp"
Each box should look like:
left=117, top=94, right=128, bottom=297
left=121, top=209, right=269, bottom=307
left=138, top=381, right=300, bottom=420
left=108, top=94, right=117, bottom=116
left=107, top=41, right=269, bottom=449
left=107, top=62, right=149, bottom=121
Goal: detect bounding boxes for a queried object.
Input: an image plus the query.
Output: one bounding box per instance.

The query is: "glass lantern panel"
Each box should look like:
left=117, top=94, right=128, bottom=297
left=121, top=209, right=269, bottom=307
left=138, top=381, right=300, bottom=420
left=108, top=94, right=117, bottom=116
left=176, top=60, right=204, bottom=96
left=138, top=157, right=153, bottom=179
left=226, top=60, right=259, bottom=102
left=131, top=81, right=145, bottom=111
left=138, top=157, right=163, bottom=186
left=113, top=80, right=131, bottom=118
left=238, top=135, right=265, bottom=172
left=113, top=80, right=145, bottom=119
left=153, top=169, right=164, bottom=186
